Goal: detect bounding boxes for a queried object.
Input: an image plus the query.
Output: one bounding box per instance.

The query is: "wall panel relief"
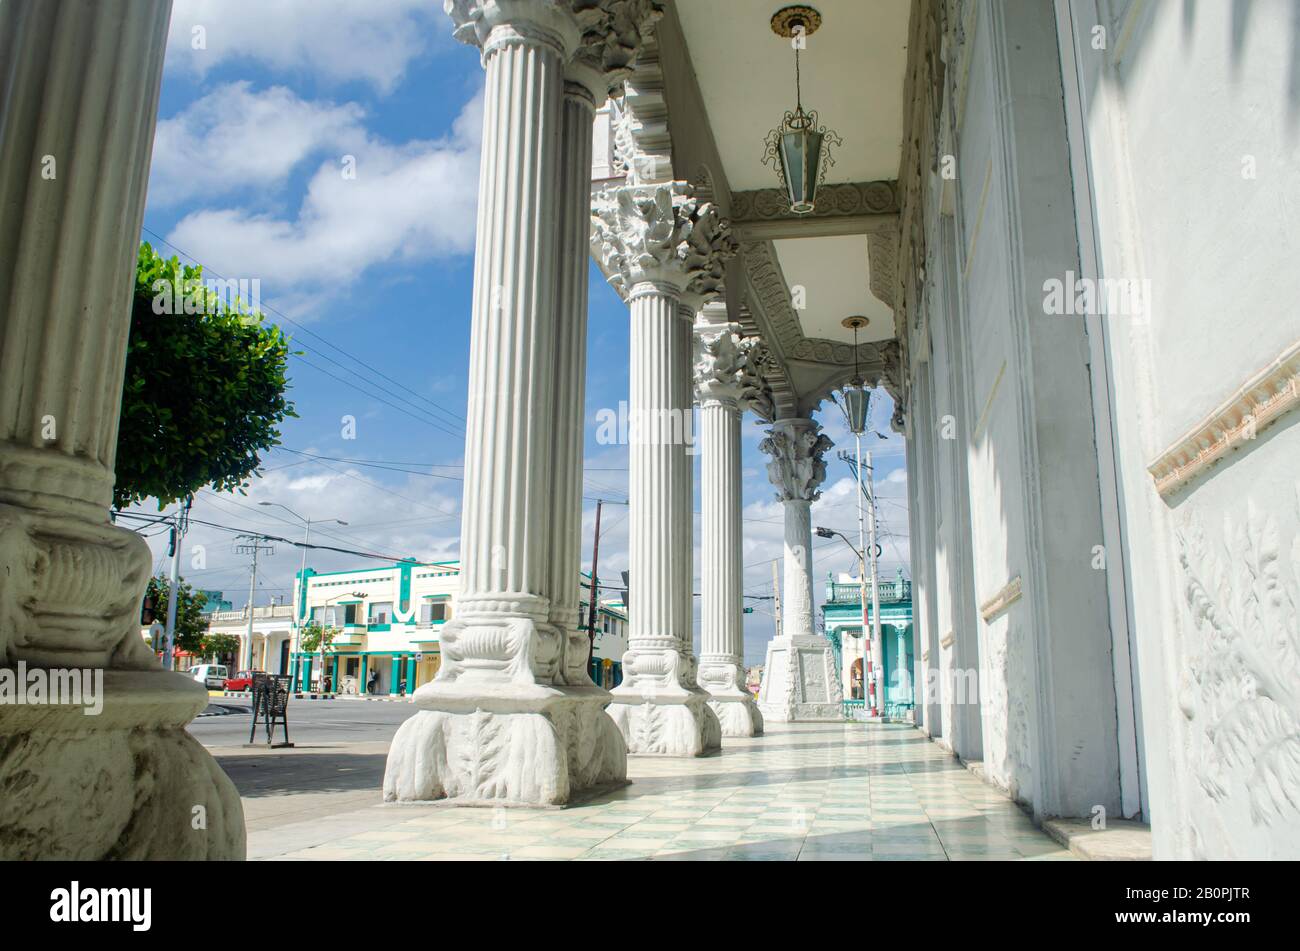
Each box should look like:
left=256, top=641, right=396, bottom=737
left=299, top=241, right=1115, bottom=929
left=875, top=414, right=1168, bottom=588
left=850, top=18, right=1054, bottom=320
left=1176, top=488, right=1300, bottom=858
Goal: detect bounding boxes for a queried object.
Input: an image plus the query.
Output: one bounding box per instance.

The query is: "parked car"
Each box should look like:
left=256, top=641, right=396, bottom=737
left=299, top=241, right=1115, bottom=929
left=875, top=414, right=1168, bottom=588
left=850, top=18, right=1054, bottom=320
left=189, top=664, right=228, bottom=690
left=223, top=670, right=261, bottom=692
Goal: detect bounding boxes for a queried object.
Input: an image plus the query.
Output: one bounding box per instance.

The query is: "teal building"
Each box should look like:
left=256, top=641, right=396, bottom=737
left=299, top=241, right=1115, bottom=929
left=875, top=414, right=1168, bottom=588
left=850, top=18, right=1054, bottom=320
left=820, top=570, right=915, bottom=720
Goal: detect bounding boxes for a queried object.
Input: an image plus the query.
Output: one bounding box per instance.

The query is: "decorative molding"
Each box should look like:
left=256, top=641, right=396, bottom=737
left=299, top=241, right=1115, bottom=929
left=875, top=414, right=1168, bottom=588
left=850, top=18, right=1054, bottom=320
left=730, top=180, right=900, bottom=240
left=980, top=576, right=1023, bottom=623
left=740, top=240, right=897, bottom=371
left=730, top=180, right=899, bottom=222
left=1148, top=338, right=1300, bottom=498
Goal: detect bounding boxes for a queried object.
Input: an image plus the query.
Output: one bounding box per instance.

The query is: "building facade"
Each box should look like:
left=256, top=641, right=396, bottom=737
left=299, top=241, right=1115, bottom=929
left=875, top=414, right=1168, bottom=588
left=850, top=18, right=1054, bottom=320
left=3, top=0, right=1298, bottom=859
left=821, top=571, right=915, bottom=719
left=291, top=563, right=628, bottom=697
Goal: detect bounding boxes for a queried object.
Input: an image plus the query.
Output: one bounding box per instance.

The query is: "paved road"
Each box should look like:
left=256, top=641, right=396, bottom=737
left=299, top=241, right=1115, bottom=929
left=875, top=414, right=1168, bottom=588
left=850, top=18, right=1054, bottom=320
left=192, top=700, right=417, bottom=837
left=192, top=698, right=413, bottom=746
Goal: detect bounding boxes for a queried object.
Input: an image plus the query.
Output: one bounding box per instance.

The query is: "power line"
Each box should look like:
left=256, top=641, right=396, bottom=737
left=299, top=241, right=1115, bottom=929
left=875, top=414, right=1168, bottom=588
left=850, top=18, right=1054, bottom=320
left=139, top=226, right=469, bottom=434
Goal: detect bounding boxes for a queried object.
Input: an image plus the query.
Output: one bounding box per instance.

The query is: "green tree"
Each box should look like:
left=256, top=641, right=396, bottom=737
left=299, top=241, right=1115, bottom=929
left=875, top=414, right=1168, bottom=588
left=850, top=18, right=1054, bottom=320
left=200, top=632, right=241, bottom=661
left=299, top=621, right=336, bottom=654
left=114, top=243, right=296, bottom=509
left=143, top=575, right=209, bottom=655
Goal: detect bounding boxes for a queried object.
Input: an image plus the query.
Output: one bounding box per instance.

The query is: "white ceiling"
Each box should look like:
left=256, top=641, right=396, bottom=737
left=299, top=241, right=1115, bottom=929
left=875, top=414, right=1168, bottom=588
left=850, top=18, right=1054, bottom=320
left=774, top=235, right=894, bottom=343
left=676, top=0, right=911, bottom=191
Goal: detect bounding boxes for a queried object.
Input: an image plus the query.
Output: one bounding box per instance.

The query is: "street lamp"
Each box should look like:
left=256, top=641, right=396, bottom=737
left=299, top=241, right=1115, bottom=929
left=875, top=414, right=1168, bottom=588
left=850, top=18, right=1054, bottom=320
left=817, top=525, right=880, bottom=717
left=259, top=501, right=348, bottom=686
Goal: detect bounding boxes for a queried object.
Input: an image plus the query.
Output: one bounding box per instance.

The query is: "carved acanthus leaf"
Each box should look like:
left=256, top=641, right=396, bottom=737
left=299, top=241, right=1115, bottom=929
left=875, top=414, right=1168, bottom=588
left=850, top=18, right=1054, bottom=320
left=591, top=183, right=737, bottom=298
left=759, top=420, right=833, bottom=502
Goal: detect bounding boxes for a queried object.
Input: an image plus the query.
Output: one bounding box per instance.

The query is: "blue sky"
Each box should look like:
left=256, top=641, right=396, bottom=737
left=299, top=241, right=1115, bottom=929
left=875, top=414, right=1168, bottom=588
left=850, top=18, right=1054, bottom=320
left=135, top=0, right=910, bottom=665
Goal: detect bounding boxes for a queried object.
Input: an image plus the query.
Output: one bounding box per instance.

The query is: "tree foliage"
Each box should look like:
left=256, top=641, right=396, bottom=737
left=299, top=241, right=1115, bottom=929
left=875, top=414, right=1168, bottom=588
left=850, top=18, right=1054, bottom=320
left=144, top=575, right=209, bottom=655
left=114, top=243, right=296, bottom=509
left=200, top=632, right=242, bottom=661
left=299, top=621, right=336, bottom=654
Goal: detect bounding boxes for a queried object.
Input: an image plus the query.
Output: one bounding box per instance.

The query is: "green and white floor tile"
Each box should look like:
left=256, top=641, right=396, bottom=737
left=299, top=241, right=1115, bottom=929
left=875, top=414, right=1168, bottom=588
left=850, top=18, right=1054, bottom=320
left=263, top=721, right=1074, bottom=862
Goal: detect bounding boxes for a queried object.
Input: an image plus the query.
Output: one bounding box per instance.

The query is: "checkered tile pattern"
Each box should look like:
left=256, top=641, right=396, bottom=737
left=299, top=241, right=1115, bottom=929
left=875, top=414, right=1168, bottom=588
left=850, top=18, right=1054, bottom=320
left=259, top=721, right=1073, bottom=861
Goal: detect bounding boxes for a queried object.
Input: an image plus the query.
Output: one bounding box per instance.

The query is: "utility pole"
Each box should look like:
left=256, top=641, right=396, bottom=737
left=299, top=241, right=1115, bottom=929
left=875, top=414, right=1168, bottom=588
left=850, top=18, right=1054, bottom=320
left=866, top=448, right=883, bottom=717
left=162, top=495, right=191, bottom=672
left=586, top=499, right=603, bottom=672
left=234, top=536, right=274, bottom=670
left=771, top=559, right=783, bottom=639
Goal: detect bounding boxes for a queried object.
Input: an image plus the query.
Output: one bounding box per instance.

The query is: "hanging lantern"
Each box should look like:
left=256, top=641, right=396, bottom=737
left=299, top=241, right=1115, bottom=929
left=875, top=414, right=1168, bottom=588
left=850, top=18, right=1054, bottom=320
left=839, top=316, right=871, bottom=435
left=763, top=6, right=842, bottom=215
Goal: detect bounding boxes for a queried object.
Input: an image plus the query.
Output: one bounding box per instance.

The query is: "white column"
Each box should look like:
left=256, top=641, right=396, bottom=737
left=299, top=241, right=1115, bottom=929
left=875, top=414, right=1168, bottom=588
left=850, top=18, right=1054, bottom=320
left=693, top=305, right=764, bottom=736
left=384, top=1, right=660, bottom=805
left=592, top=183, right=734, bottom=755
left=757, top=417, right=844, bottom=722
left=0, top=0, right=245, bottom=858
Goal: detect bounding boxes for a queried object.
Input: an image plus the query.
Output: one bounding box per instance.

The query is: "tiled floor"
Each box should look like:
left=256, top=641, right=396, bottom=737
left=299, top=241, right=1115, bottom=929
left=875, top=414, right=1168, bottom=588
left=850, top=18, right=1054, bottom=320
left=258, top=721, right=1074, bottom=861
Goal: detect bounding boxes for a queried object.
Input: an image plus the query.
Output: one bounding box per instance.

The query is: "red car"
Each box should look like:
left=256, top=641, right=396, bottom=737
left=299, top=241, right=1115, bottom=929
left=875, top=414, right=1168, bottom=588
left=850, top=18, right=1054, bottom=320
left=223, top=670, right=261, bottom=691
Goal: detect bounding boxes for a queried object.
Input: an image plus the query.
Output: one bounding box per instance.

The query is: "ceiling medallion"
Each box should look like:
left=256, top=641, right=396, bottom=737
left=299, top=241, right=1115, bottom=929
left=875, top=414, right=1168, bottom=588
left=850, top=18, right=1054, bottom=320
left=761, top=5, right=842, bottom=216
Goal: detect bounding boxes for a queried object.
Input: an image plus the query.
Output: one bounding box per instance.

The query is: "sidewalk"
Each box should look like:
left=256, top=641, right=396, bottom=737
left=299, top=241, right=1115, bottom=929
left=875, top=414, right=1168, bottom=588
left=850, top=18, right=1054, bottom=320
left=217, top=722, right=1077, bottom=861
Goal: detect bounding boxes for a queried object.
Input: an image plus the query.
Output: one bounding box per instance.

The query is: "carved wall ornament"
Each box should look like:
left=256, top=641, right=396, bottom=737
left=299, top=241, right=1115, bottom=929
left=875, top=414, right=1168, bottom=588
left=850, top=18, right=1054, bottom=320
left=1176, top=491, right=1300, bottom=853
left=759, top=418, right=833, bottom=502
left=729, top=179, right=899, bottom=223
left=571, top=0, right=664, bottom=91
left=591, top=182, right=737, bottom=298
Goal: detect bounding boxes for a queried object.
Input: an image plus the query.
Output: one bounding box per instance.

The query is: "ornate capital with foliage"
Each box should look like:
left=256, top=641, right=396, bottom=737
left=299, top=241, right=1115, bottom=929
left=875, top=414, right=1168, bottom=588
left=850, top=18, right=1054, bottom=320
left=446, top=0, right=661, bottom=71
left=693, top=313, right=751, bottom=407
left=738, top=339, right=778, bottom=423
left=759, top=417, right=833, bottom=503
left=591, top=182, right=737, bottom=299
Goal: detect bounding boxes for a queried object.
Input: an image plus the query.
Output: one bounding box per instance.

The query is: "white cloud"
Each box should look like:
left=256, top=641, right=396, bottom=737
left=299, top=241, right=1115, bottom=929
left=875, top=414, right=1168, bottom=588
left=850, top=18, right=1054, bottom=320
left=163, top=92, right=482, bottom=301
left=167, top=0, right=448, bottom=92
left=150, top=82, right=367, bottom=206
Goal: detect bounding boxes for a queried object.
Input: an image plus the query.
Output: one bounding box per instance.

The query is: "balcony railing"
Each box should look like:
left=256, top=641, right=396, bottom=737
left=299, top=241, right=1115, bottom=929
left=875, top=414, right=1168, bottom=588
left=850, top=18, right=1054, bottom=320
left=826, top=579, right=911, bottom=605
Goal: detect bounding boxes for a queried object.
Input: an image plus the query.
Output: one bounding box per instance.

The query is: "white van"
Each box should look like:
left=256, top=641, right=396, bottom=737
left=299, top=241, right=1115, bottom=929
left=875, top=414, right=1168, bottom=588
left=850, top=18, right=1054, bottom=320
left=189, top=664, right=228, bottom=690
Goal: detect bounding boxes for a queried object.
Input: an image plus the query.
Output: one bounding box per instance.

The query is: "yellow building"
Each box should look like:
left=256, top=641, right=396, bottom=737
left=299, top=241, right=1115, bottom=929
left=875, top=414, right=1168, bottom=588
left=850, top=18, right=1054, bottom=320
left=292, top=561, right=628, bottom=696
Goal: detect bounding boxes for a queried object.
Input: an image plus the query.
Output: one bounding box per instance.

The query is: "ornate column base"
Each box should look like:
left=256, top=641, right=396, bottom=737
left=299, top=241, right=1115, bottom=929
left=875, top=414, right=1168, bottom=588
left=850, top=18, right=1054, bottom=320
left=758, top=635, right=844, bottom=723
left=606, top=689, right=722, bottom=757
left=606, top=647, right=723, bottom=756
left=383, top=618, right=627, bottom=806
left=0, top=670, right=245, bottom=859
left=699, top=653, right=764, bottom=737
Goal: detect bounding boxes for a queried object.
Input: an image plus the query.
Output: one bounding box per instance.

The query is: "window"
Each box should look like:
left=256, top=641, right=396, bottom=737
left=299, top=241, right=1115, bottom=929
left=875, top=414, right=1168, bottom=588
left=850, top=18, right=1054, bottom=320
left=420, top=601, right=448, bottom=625
left=368, top=601, right=393, bottom=625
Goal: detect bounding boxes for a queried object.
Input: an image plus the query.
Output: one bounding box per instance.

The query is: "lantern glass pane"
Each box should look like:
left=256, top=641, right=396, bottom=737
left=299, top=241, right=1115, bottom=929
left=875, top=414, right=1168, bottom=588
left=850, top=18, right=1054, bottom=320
left=843, top=386, right=870, bottom=434
left=780, top=129, right=823, bottom=214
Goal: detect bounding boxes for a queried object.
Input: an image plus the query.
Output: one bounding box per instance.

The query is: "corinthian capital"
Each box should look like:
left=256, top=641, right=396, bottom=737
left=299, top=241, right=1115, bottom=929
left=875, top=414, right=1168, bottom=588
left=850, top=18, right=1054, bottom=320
left=591, top=182, right=737, bottom=299
left=571, top=0, right=663, bottom=89
left=759, top=418, right=833, bottom=503
left=738, top=340, right=777, bottom=423
left=693, top=311, right=748, bottom=407
left=445, top=0, right=582, bottom=56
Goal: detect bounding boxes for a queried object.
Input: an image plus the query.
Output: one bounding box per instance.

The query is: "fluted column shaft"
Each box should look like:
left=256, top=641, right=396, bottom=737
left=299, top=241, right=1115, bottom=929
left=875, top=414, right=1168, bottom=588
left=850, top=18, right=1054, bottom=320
left=0, top=0, right=246, bottom=858
left=627, top=285, right=695, bottom=650
left=458, top=29, right=565, bottom=621
left=699, top=396, right=741, bottom=662
left=548, top=70, right=601, bottom=683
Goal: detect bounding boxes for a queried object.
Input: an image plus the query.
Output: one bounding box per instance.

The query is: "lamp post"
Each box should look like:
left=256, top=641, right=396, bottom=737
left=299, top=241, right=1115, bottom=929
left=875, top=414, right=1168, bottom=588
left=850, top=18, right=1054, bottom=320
left=259, top=502, right=347, bottom=685
left=832, top=315, right=887, bottom=716
left=816, top=526, right=877, bottom=716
